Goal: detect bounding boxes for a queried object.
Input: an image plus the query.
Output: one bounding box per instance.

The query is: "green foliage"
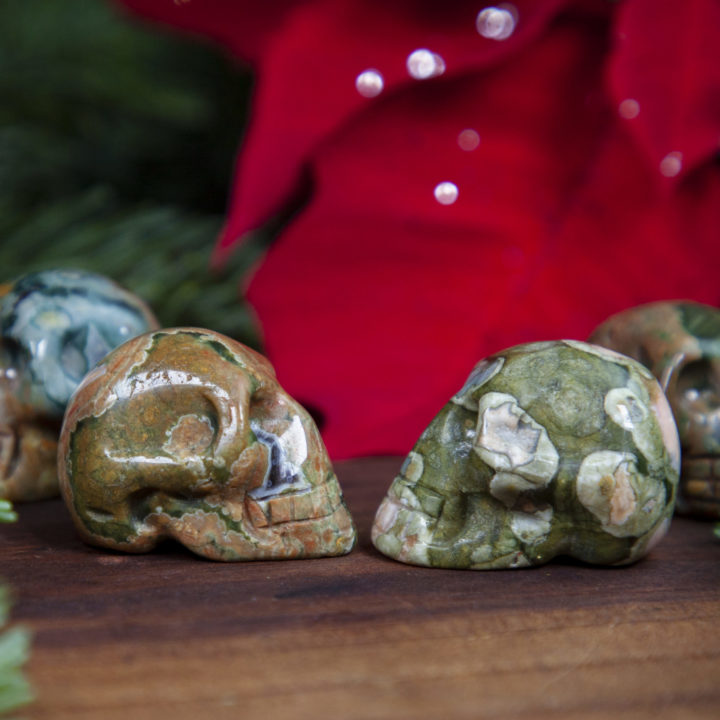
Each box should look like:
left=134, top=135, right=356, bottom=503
left=0, top=502, right=17, bottom=524
left=0, top=506, right=32, bottom=715
left=0, top=0, right=264, bottom=347
left=0, top=589, right=32, bottom=715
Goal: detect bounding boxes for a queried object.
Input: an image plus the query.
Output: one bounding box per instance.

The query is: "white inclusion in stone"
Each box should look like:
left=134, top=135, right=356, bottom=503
left=434, top=181, right=459, bottom=205
left=476, top=5, right=517, bottom=41
left=406, top=49, right=446, bottom=80
left=659, top=151, right=683, bottom=177
left=249, top=417, right=309, bottom=500
left=355, top=69, right=384, bottom=98
left=618, top=98, right=640, bottom=119
left=457, top=128, right=481, bottom=151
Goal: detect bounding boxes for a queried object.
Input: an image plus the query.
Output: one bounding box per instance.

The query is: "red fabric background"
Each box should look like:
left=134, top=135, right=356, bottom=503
left=118, top=0, right=720, bottom=457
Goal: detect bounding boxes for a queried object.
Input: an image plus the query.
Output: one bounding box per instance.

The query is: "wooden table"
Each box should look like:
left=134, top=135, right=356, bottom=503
left=3, top=457, right=720, bottom=719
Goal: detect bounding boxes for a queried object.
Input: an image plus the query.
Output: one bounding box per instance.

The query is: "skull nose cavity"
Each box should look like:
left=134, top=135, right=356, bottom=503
left=249, top=416, right=309, bottom=500
left=60, top=326, right=90, bottom=382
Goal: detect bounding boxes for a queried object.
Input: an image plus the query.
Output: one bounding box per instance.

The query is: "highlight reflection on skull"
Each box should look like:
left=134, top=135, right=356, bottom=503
left=59, top=328, right=357, bottom=561
left=372, top=341, right=679, bottom=569
left=0, top=269, right=158, bottom=501
left=590, top=301, right=720, bottom=518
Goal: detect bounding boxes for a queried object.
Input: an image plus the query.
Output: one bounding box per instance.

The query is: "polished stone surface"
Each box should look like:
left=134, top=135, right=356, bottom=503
left=590, top=301, right=720, bottom=519
left=59, top=328, right=357, bottom=561
left=0, top=269, right=158, bottom=501
left=372, top=340, right=680, bottom=569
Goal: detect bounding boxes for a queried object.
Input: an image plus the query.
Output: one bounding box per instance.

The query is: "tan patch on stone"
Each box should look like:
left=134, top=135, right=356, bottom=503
left=606, top=464, right=636, bottom=525
left=164, top=414, right=214, bottom=458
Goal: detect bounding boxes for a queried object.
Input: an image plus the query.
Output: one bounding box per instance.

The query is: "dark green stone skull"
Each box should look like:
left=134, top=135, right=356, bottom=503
left=372, top=341, right=680, bottom=569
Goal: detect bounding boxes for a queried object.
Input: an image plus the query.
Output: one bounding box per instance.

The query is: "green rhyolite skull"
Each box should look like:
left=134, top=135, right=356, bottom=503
left=372, top=341, right=680, bottom=569
left=590, top=301, right=720, bottom=517
left=59, top=328, right=356, bottom=561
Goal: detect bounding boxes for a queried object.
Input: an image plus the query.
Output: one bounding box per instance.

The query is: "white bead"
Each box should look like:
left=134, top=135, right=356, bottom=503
left=355, top=69, right=384, bottom=98
left=457, top=129, right=481, bottom=151
left=476, top=6, right=516, bottom=41
left=406, top=49, right=446, bottom=80
left=618, top=99, right=640, bottom=119
left=659, top=151, right=683, bottom=178
left=434, top=182, right=459, bottom=205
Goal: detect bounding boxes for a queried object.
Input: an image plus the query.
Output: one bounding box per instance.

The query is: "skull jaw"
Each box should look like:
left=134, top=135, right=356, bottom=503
left=673, top=400, right=720, bottom=518
left=72, top=475, right=356, bottom=561
left=372, top=483, right=668, bottom=570
left=0, top=421, right=59, bottom=501
left=677, top=457, right=720, bottom=518
left=165, top=481, right=357, bottom=561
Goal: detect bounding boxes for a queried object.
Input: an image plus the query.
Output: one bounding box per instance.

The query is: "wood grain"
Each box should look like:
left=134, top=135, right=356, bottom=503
left=2, top=457, right=720, bottom=719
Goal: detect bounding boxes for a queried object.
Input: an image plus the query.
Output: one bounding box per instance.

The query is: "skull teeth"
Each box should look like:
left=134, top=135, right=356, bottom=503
left=682, top=456, right=720, bottom=479
left=680, top=456, right=720, bottom=514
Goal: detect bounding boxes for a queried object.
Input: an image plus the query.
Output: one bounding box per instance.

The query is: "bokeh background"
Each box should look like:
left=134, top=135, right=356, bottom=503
left=4, top=0, right=718, bottom=459
left=0, top=0, right=261, bottom=346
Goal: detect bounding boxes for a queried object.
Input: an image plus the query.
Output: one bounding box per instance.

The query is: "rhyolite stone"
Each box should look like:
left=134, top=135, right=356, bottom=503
left=58, top=328, right=357, bottom=561
left=590, top=301, right=720, bottom=519
left=372, top=340, right=680, bottom=569
left=0, top=269, right=158, bottom=501
left=0, top=346, right=57, bottom=501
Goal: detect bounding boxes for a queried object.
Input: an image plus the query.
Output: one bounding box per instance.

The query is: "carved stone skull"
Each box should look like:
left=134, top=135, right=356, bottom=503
left=589, top=301, right=720, bottom=517
left=58, top=328, right=357, bottom=561
left=0, top=269, right=158, bottom=501
left=372, top=341, right=679, bottom=569
left=0, top=345, right=57, bottom=501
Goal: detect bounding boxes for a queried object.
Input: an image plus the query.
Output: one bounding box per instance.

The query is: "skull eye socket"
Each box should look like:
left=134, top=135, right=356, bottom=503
left=676, top=360, right=720, bottom=407
left=0, top=337, right=26, bottom=375
left=60, top=327, right=89, bottom=382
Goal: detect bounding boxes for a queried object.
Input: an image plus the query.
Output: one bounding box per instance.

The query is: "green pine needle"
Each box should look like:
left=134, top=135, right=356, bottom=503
left=0, top=0, right=268, bottom=349
left=0, top=558, right=33, bottom=715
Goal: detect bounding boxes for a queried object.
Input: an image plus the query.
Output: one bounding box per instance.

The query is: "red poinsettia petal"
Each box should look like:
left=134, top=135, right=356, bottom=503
left=115, top=0, right=308, bottom=63
left=213, top=0, right=576, bottom=261
left=542, top=126, right=720, bottom=335
left=246, top=11, right=638, bottom=457
left=606, top=0, right=720, bottom=183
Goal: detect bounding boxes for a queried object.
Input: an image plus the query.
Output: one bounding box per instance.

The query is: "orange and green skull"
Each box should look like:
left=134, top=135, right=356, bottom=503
left=59, top=328, right=356, bottom=561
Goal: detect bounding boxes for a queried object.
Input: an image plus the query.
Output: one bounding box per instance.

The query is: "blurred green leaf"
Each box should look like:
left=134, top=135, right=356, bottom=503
left=0, top=555, right=33, bottom=716
left=0, top=0, right=266, bottom=348
left=0, top=501, right=17, bottom=524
